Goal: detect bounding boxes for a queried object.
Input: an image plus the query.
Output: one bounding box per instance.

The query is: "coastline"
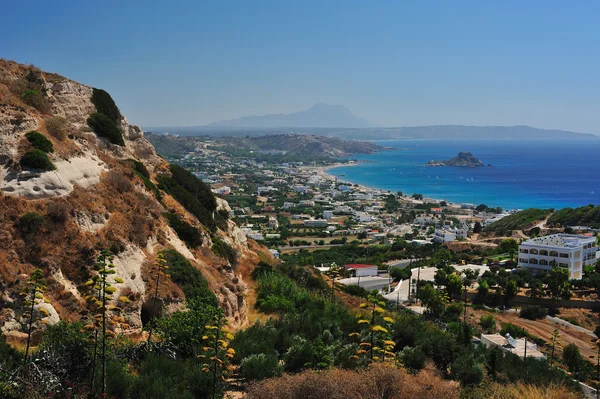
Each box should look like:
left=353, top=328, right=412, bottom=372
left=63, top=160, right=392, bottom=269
left=307, top=161, right=470, bottom=210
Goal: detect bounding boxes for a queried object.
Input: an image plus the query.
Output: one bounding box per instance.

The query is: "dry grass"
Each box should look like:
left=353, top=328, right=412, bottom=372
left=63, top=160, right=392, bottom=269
left=246, top=364, right=460, bottom=399
left=463, top=382, right=583, bottom=399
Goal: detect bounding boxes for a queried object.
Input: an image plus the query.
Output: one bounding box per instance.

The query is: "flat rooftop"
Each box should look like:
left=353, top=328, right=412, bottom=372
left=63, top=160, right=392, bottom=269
left=522, top=234, right=595, bottom=249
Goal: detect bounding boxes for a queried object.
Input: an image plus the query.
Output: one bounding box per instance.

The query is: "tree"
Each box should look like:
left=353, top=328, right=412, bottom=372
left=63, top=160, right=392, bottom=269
left=147, top=252, right=170, bottom=344
left=446, top=273, right=463, bottom=300
left=419, top=285, right=447, bottom=319
left=548, top=329, right=562, bottom=367
left=545, top=266, right=570, bottom=300
left=504, top=279, right=519, bottom=300
left=350, top=291, right=395, bottom=364
left=473, top=221, right=482, bottom=233
left=197, top=310, right=235, bottom=399
left=20, top=269, right=48, bottom=365
left=562, top=343, right=583, bottom=374
left=479, top=314, right=496, bottom=333
left=390, top=267, right=412, bottom=282
left=499, top=239, right=518, bottom=260
left=84, top=249, right=125, bottom=395
left=451, top=353, right=483, bottom=386
left=401, top=346, right=426, bottom=372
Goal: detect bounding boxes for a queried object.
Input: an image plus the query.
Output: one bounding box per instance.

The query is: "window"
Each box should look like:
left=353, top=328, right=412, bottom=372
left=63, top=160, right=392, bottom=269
left=529, top=258, right=538, bottom=265
left=539, top=249, right=548, bottom=256
left=530, top=249, right=538, bottom=255
left=520, top=249, right=529, bottom=254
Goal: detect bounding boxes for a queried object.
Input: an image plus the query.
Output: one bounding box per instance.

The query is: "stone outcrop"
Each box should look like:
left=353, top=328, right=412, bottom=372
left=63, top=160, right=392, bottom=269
left=426, top=151, right=486, bottom=167
left=0, top=60, right=262, bottom=340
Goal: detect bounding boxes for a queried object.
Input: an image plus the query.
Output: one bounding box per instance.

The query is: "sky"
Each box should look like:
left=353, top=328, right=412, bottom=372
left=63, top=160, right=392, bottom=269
left=1, top=1, right=599, bottom=132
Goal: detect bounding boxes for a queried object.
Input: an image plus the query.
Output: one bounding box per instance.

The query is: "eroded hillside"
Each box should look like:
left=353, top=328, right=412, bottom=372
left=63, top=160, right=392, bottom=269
left=0, top=60, right=265, bottom=345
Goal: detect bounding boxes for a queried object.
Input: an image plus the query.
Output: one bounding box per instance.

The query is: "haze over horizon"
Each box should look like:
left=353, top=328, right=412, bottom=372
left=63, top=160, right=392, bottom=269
left=2, top=1, right=599, bottom=133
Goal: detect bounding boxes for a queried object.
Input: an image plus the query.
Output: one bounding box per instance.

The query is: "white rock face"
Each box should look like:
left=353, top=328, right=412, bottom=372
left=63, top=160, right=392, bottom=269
left=47, top=81, right=95, bottom=127
left=1, top=153, right=107, bottom=198
left=0, top=105, right=39, bottom=162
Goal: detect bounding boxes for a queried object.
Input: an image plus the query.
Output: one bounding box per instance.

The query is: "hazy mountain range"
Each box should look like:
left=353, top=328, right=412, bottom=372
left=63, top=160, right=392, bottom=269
left=208, top=103, right=374, bottom=128
left=145, top=103, right=598, bottom=140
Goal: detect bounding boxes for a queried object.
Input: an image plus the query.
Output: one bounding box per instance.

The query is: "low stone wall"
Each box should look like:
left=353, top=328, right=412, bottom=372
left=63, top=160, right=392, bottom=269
left=467, top=292, right=600, bottom=310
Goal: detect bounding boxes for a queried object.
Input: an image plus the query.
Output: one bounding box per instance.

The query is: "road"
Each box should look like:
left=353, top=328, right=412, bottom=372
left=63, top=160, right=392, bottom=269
left=338, top=276, right=392, bottom=292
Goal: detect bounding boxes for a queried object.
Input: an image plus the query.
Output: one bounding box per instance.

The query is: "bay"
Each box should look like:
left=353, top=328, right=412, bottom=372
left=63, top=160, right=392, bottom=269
left=328, top=139, right=600, bottom=210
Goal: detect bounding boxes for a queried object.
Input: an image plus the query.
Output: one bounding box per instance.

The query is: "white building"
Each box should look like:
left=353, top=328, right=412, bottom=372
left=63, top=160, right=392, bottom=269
left=432, top=227, right=467, bottom=243
left=344, top=264, right=378, bottom=277
left=481, top=334, right=546, bottom=360
left=304, top=219, right=329, bottom=227
left=518, top=234, right=597, bottom=280
left=323, top=210, right=334, bottom=220
left=354, top=212, right=373, bottom=223
left=298, top=200, right=315, bottom=207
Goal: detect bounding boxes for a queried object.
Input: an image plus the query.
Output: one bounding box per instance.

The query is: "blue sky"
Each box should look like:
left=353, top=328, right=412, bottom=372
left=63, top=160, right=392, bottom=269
left=2, top=1, right=599, bottom=132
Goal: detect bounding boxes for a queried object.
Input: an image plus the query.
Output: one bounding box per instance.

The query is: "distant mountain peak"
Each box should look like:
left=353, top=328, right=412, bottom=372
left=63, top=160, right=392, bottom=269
left=209, top=104, right=374, bottom=128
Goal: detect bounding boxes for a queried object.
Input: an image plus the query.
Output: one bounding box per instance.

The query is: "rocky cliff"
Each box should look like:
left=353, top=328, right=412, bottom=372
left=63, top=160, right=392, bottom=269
left=0, top=60, right=265, bottom=344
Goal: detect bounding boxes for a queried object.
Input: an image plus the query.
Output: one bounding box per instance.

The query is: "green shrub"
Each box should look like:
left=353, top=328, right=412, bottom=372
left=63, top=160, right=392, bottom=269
left=484, top=208, right=551, bottom=232
left=450, top=353, right=483, bottom=386
left=240, top=353, right=283, bottom=381
left=519, top=305, right=548, bottom=320
left=87, top=112, right=124, bottom=146
left=18, top=212, right=46, bottom=235
left=402, top=346, right=427, bottom=372
left=562, top=343, right=583, bottom=373
left=479, top=314, right=496, bottom=332
left=157, top=175, right=215, bottom=231
left=20, top=149, right=55, bottom=170
left=169, top=164, right=217, bottom=211
left=165, top=212, right=202, bottom=248
left=26, top=131, right=53, bottom=152
left=500, top=322, right=527, bottom=338
left=340, top=284, right=369, bottom=298
left=91, top=88, right=121, bottom=123
left=162, top=249, right=217, bottom=305
left=212, top=236, right=238, bottom=266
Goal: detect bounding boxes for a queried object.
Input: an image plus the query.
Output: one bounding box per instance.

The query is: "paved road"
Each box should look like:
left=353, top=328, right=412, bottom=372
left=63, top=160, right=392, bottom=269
left=338, top=276, right=392, bottom=292
left=279, top=244, right=342, bottom=251
left=386, top=259, right=414, bottom=269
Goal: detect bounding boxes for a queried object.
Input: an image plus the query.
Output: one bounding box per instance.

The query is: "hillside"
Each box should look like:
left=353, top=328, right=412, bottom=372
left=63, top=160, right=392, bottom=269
left=484, top=208, right=552, bottom=233
left=146, top=132, right=383, bottom=159
left=0, top=59, right=265, bottom=344
left=547, top=204, right=600, bottom=228
left=208, top=103, right=374, bottom=128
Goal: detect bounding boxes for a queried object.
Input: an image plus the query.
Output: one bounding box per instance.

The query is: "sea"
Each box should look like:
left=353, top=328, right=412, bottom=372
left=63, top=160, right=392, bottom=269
left=328, top=140, right=600, bottom=211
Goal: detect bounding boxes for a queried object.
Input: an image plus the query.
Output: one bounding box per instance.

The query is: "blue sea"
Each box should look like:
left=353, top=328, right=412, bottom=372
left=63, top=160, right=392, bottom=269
left=328, top=140, right=600, bottom=210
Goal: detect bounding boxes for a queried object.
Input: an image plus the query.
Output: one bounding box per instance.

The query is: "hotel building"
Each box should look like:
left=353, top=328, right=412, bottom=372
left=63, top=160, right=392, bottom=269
left=517, top=234, right=597, bottom=280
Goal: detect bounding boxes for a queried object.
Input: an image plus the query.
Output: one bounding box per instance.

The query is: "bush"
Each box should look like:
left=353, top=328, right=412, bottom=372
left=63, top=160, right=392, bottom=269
left=562, top=343, right=583, bottom=373
left=157, top=175, right=215, bottom=231
left=18, top=212, right=46, bottom=235
left=450, top=353, right=483, bottom=386
left=240, top=353, right=283, bottom=381
left=45, top=116, right=69, bottom=140
left=105, top=170, right=134, bottom=193
left=91, top=88, right=121, bottom=123
left=169, top=164, right=217, bottom=211
left=500, top=323, right=527, bottom=338
left=46, top=200, right=71, bottom=223
left=162, top=249, right=217, bottom=305
left=340, top=284, right=369, bottom=298
left=26, top=131, right=54, bottom=152
left=479, top=314, right=496, bottom=332
left=212, top=236, right=238, bottom=266
left=87, top=112, right=124, bottom=146
left=402, top=346, right=427, bottom=372
left=165, top=212, right=202, bottom=248
left=20, top=149, right=55, bottom=170
left=519, top=305, right=548, bottom=320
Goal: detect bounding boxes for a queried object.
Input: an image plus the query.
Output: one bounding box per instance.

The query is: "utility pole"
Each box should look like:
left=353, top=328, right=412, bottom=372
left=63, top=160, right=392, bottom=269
left=416, top=259, right=421, bottom=302
left=524, top=335, right=527, bottom=359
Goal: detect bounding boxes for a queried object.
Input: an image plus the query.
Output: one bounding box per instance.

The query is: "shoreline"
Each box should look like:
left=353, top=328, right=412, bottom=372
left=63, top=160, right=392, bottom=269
left=306, top=161, right=477, bottom=210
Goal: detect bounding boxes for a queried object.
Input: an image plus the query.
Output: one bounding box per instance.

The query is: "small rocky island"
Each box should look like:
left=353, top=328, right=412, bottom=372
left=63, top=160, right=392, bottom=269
left=426, top=151, right=486, bottom=167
